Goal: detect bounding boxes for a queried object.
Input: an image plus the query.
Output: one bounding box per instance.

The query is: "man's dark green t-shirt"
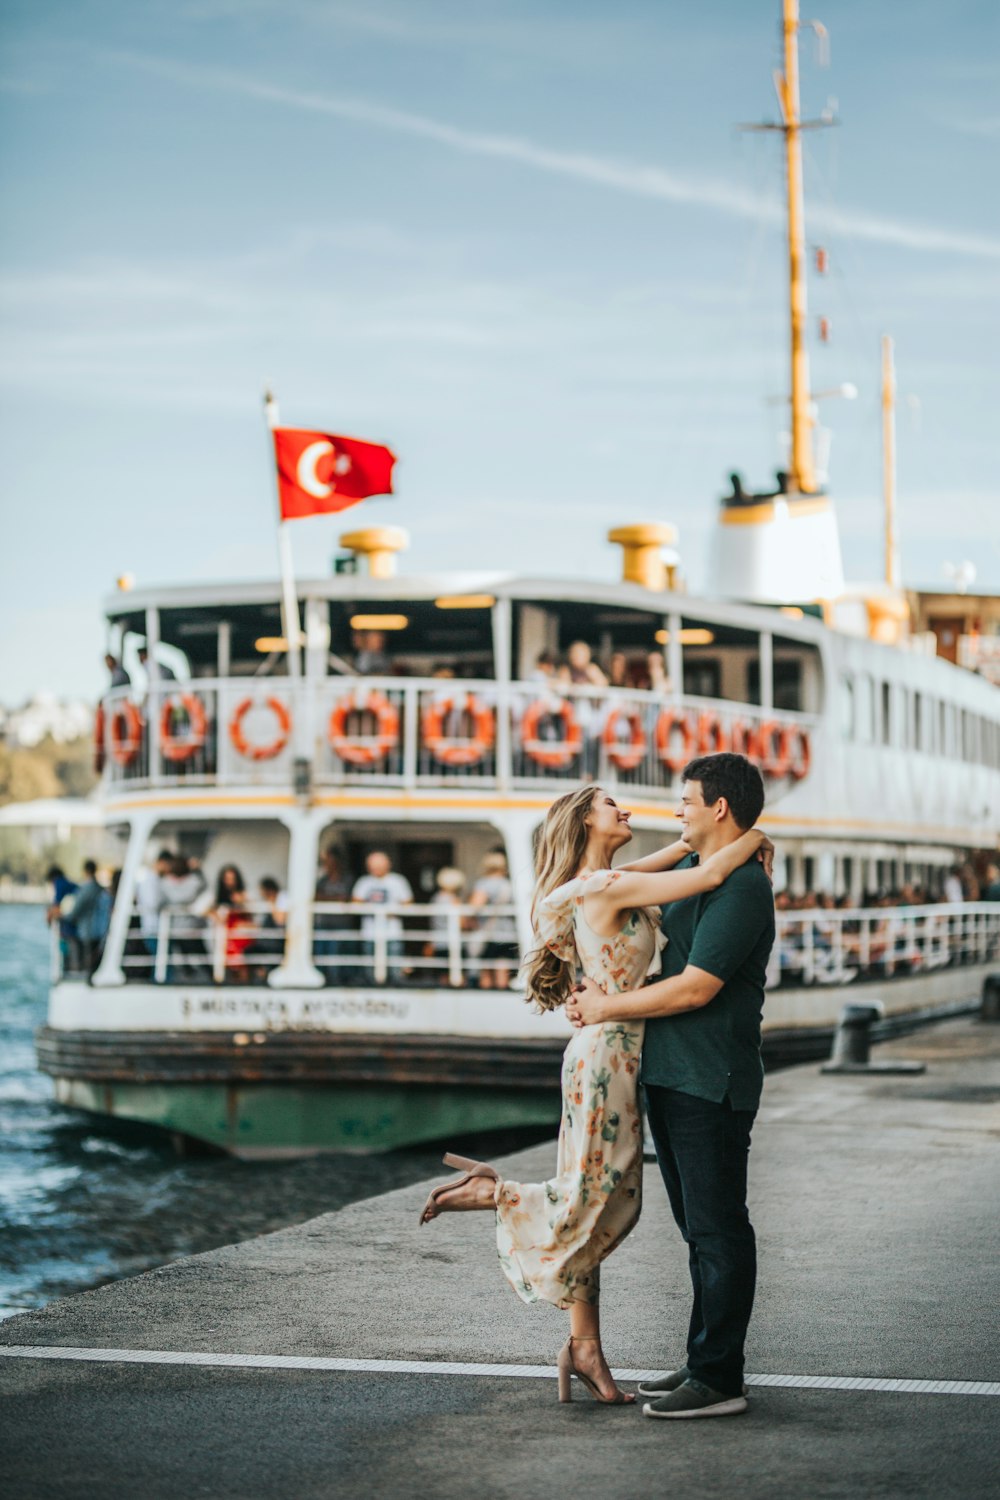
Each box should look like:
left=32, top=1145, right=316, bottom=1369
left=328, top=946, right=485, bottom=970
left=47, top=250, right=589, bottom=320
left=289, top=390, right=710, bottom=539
left=641, top=854, right=775, bottom=1112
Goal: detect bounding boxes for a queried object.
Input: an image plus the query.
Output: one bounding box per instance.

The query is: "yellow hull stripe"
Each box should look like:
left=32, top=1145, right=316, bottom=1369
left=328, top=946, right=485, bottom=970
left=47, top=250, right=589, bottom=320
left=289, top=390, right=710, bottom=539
left=102, top=791, right=982, bottom=842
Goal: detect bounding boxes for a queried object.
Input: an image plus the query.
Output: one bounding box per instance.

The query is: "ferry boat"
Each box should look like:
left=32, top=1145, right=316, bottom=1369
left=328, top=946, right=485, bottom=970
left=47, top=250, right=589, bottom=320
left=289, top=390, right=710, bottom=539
left=37, top=0, right=1000, bottom=1155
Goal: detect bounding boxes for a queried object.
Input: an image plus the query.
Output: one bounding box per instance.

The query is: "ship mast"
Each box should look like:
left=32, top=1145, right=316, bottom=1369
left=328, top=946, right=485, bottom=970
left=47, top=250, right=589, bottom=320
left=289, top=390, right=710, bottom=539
left=881, top=333, right=900, bottom=588
left=776, top=0, right=819, bottom=495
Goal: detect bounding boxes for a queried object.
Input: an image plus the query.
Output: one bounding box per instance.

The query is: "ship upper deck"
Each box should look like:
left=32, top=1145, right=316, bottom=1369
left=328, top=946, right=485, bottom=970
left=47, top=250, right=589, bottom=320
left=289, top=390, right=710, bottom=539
left=96, top=572, right=1000, bottom=841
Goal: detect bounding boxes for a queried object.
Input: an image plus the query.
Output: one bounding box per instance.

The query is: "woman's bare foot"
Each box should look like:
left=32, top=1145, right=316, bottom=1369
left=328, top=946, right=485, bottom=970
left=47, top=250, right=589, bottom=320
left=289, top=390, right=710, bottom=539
left=570, top=1339, right=635, bottom=1403
left=420, top=1173, right=497, bottom=1223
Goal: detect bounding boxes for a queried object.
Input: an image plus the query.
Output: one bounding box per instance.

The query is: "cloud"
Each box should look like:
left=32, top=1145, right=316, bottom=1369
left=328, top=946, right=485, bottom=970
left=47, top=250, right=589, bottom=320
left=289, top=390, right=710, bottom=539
left=101, top=50, right=1000, bottom=262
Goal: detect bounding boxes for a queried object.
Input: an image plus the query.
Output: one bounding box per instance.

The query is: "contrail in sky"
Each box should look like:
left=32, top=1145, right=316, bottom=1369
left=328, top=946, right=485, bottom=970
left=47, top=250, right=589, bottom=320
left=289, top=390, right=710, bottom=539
left=104, top=50, right=1000, bottom=261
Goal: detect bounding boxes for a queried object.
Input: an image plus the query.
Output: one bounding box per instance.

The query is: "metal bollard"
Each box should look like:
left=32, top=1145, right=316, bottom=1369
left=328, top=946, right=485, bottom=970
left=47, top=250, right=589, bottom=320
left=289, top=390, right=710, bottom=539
left=821, top=1003, right=926, bottom=1075
left=981, top=975, right=1000, bottom=1024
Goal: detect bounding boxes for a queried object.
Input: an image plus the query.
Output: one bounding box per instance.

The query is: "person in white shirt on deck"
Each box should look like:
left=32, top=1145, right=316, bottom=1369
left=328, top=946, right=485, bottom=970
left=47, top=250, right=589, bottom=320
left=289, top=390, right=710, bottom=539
left=135, top=849, right=172, bottom=981
left=352, top=851, right=413, bottom=984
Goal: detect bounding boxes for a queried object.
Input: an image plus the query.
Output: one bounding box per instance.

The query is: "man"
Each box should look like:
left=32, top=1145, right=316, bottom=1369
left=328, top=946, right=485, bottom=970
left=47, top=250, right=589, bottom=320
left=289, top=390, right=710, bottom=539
left=138, top=647, right=177, bottom=683
left=135, top=848, right=173, bottom=980
left=70, top=860, right=112, bottom=975
left=567, top=752, right=775, bottom=1420
left=314, top=847, right=351, bottom=985
left=104, top=653, right=130, bottom=689
left=352, top=850, right=413, bottom=984
left=45, top=864, right=80, bottom=975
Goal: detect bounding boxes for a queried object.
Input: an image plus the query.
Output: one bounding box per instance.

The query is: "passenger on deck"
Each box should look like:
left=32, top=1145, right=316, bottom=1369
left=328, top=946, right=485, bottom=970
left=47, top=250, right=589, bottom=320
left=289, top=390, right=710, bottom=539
left=352, top=851, right=413, bottom=985
left=646, top=650, right=669, bottom=695
left=208, top=865, right=251, bottom=983
left=135, top=849, right=173, bottom=981
left=608, top=652, right=629, bottom=688
left=46, top=865, right=80, bottom=974
left=353, top=631, right=391, bottom=676
left=426, top=867, right=466, bottom=986
left=468, top=852, right=518, bottom=991
left=71, top=860, right=112, bottom=976
left=162, top=856, right=209, bottom=981
left=314, top=847, right=352, bottom=985
left=138, top=647, right=177, bottom=683
left=247, top=876, right=288, bottom=978
left=559, top=641, right=607, bottom=689
left=104, top=653, right=130, bottom=690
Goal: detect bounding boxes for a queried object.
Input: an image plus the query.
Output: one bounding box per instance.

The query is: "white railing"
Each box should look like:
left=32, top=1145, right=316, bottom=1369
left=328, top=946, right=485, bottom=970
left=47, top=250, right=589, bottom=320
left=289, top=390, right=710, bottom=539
left=54, top=900, right=1000, bottom=992
left=118, top=902, right=288, bottom=984
left=98, top=677, right=817, bottom=796
left=773, top=903, right=1000, bottom=987
left=311, top=901, right=520, bottom=986
left=100, top=900, right=520, bottom=988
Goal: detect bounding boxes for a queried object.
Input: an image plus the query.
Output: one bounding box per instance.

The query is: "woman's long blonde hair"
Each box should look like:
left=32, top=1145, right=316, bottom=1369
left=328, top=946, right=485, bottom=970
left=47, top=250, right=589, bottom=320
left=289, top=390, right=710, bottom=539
left=523, top=784, right=599, bottom=1012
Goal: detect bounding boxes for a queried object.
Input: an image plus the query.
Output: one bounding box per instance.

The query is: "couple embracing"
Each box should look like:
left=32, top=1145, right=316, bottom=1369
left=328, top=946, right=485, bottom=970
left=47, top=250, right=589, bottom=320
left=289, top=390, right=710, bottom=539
left=420, top=751, right=776, bottom=1420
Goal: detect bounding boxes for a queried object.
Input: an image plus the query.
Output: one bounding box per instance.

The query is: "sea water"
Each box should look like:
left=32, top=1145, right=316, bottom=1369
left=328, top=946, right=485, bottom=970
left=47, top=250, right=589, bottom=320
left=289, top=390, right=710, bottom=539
left=0, top=905, right=547, bottom=1321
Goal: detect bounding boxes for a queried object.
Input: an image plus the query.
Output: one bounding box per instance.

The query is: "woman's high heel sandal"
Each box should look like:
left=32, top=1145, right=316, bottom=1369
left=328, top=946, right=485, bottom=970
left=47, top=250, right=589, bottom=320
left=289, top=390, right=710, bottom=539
left=418, top=1154, right=500, bottom=1226
left=557, top=1336, right=635, bottom=1405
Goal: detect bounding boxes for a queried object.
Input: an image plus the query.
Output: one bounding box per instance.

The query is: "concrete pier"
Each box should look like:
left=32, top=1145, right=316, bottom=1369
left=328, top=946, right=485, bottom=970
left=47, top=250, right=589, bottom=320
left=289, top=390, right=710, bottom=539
left=2, top=1018, right=999, bottom=1499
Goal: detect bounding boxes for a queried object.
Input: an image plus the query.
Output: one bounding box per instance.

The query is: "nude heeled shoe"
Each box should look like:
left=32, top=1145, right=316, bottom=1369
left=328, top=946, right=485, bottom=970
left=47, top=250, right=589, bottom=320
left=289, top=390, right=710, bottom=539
left=418, top=1153, right=500, bottom=1225
left=557, top=1336, right=635, bottom=1405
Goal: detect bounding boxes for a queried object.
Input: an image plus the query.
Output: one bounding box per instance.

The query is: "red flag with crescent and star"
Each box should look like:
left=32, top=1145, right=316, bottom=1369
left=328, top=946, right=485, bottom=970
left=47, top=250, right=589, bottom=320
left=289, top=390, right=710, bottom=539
left=272, top=427, right=397, bottom=520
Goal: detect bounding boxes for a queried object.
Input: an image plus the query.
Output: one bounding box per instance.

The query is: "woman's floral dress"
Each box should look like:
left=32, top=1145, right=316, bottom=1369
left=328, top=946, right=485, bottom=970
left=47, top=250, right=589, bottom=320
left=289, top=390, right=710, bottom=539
left=495, top=870, right=664, bottom=1309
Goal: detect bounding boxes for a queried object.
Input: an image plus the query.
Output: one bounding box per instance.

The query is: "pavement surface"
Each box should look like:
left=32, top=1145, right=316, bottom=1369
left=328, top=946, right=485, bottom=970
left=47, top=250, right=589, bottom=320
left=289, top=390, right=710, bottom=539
left=2, top=1018, right=999, bottom=1499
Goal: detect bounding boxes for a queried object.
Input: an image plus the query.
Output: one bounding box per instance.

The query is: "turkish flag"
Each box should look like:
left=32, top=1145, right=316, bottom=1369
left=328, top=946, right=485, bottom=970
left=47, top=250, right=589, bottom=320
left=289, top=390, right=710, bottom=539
left=273, top=427, right=397, bottom=520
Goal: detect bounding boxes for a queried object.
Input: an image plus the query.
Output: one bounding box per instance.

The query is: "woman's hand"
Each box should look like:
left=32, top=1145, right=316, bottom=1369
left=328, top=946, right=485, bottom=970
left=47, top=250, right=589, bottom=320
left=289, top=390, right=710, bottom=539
left=565, top=976, right=607, bottom=1028
left=756, top=835, right=775, bottom=883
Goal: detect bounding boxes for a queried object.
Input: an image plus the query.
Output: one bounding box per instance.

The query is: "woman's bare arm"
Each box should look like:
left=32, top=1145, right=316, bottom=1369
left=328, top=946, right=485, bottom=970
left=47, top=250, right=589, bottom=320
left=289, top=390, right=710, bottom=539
left=617, top=839, right=691, bottom=875
left=585, top=829, right=767, bottom=922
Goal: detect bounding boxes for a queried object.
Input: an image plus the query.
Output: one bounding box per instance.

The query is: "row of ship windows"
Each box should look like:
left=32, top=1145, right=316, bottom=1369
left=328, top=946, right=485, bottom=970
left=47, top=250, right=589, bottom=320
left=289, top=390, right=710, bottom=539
left=840, top=676, right=1000, bottom=768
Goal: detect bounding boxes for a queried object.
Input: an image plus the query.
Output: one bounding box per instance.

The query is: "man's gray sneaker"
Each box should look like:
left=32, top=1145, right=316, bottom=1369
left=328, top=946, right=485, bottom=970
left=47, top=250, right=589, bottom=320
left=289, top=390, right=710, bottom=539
left=636, top=1365, right=691, bottom=1397
left=638, top=1367, right=748, bottom=1399
left=643, top=1377, right=749, bottom=1420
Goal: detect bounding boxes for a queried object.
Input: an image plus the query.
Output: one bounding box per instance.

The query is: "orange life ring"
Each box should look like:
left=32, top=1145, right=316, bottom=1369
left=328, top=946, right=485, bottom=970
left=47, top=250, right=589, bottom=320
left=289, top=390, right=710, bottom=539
left=229, top=696, right=292, bottom=762
left=785, top=725, right=812, bottom=780
left=94, top=702, right=106, bottom=773
left=329, top=690, right=400, bottom=766
left=602, top=705, right=647, bottom=772
left=756, top=720, right=791, bottom=779
left=109, top=701, right=143, bottom=766
left=521, top=698, right=583, bottom=770
left=422, top=694, right=495, bottom=767
left=729, top=718, right=759, bottom=761
left=654, top=709, right=695, bottom=774
left=696, top=712, right=728, bottom=756
left=160, top=693, right=207, bottom=764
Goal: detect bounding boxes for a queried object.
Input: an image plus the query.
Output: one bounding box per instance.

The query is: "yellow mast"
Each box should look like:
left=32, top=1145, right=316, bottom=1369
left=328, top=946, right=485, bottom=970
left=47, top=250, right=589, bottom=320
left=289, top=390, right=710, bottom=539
left=777, top=0, right=817, bottom=495
left=881, top=334, right=900, bottom=588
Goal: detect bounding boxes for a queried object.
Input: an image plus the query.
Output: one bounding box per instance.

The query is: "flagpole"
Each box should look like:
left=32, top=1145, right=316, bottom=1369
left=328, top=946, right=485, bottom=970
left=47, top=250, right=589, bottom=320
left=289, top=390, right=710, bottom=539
left=264, top=390, right=303, bottom=681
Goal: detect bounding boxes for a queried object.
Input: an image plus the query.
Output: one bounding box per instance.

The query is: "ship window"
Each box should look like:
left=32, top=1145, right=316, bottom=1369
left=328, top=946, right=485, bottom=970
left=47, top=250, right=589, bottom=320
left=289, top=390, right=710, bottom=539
left=880, top=682, right=892, bottom=746
left=840, top=676, right=855, bottom=739
left=683, top=659, right=721, bottom=700
left=856, top=674, right=874, bottom=742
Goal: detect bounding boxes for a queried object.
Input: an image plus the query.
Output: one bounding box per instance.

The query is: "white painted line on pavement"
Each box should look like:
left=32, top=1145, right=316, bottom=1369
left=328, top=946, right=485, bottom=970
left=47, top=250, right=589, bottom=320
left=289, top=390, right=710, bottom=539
left=1, top=1346, right=998, bottom=1397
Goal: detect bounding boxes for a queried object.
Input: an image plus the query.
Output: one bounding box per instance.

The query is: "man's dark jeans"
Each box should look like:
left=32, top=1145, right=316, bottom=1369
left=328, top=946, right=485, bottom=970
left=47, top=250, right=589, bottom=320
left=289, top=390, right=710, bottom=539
left=644, top=1084, right=756, bottom=1397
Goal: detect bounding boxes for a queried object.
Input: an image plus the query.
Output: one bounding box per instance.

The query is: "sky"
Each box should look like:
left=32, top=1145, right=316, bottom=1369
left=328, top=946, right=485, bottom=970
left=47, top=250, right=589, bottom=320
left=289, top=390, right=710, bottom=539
left=1, top=0, right=998, bottom=703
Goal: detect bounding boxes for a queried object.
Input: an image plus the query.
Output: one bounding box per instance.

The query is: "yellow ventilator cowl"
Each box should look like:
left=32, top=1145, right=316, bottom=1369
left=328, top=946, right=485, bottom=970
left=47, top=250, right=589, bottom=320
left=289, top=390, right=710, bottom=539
left=338, top=526, right=409, bottom=579
left=608, top=523, right=679, bottom=590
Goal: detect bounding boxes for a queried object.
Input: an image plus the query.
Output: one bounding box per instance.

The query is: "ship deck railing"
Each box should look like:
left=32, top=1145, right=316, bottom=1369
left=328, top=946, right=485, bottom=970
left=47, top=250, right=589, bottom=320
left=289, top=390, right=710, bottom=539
left=774, top=903, right=1000, bottom=986
left=97, top=676, right=817, bottom=796
left=52, top=902, right=1000, bottom=990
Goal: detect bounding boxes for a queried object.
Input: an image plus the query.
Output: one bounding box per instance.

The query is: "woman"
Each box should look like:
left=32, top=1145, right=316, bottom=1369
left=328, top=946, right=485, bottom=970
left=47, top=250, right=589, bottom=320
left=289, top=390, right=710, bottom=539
left=419, top=784, right=770, bottom=1404
left=425, top=866, right=466, bottom=985
left=209, top=864, right=251, bottom=982
left=468, top=851, right=518, bottom=991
